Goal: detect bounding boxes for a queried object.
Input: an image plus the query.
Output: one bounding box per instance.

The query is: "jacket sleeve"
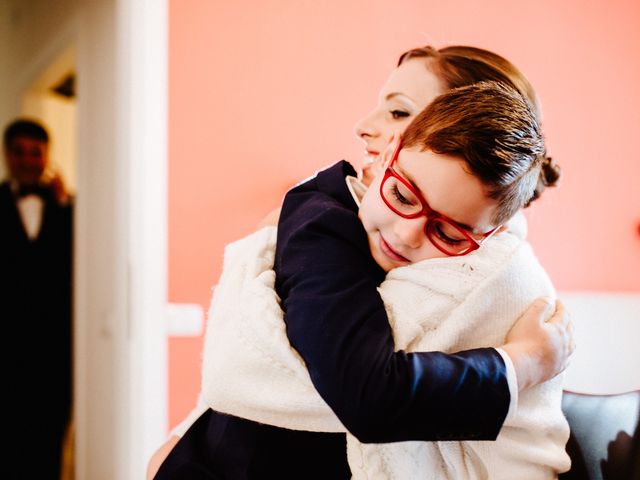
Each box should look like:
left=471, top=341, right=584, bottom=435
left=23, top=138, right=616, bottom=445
left=275, top=180, right=510, bottom=444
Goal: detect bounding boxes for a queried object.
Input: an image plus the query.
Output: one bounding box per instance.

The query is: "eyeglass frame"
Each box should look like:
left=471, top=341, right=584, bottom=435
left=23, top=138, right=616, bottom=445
left=378, top=138, right=501, bottom=257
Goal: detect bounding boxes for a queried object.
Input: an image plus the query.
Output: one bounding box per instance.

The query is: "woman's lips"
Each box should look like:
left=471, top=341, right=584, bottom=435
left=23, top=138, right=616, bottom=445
left=379, top=235, right=410, bottom=263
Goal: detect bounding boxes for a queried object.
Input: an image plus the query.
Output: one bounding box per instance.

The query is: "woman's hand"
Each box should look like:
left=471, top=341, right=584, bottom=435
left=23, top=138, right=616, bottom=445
left=146, top=435, right=180, bottom=480
left=257, top=206, right=281, bottom=229
left=501, top=298, right=574, bottom=391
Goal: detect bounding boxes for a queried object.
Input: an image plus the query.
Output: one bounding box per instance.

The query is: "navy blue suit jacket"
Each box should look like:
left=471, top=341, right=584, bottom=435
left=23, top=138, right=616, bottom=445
left=275, top=161, right=510, bottom=443
left=156, top=161, right=511, bottom=479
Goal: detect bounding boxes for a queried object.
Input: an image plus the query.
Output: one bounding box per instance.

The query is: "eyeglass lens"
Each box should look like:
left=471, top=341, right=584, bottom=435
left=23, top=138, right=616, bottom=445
left=380, top=174, right=474, bottom=255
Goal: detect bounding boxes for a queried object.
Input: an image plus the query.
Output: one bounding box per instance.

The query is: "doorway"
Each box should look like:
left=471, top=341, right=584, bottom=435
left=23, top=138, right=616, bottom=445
left=19, top=43, right=77, bottom=480
left=1, top=1, right=168, bottom=478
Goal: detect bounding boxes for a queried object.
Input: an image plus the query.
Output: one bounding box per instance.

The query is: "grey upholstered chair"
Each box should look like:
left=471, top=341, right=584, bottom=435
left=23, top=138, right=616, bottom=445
left=559, top=390, right=640, bottom=480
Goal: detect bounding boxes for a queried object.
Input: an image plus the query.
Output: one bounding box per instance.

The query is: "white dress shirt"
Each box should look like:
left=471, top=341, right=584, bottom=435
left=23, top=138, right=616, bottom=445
left=11, top=180, right=44, bottom=241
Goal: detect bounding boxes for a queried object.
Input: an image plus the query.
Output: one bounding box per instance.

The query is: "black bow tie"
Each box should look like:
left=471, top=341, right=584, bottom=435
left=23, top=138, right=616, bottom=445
left=16, top=184, right=48, bottom=198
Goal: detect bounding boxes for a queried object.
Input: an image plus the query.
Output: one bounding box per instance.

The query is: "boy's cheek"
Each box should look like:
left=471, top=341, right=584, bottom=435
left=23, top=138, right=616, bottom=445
left=357, top=191, right=378, bottom=230
left=357, top=204, right=369, bottom=229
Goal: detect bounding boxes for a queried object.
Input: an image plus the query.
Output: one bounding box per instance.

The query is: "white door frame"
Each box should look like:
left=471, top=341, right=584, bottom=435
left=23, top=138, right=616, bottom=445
left=118, top=0, right=169, bottom=476
left=74, top=0, right=168, bottom=478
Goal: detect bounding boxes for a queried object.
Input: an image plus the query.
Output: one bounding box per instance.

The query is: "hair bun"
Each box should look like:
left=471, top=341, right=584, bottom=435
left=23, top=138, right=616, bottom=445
left=524, top=155, right=561, bottom=207
left=540, top=156, right=561, bottom=187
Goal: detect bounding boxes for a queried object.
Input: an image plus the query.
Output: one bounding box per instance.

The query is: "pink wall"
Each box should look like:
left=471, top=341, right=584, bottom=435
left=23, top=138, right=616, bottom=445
left=168, top=0, right=640, bottom=428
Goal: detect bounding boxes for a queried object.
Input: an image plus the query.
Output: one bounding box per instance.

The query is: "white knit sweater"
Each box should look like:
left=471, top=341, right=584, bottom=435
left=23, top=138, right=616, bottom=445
left=174, top=225, right=570, bottom=479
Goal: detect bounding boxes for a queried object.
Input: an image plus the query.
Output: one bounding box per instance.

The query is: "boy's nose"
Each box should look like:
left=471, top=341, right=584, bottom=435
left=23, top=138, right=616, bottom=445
left=393, top=216, right=426, bottom=250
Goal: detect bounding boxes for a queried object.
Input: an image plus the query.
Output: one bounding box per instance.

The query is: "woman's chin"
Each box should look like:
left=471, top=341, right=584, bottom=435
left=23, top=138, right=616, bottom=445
left=360, top=159, right=384, bottom=187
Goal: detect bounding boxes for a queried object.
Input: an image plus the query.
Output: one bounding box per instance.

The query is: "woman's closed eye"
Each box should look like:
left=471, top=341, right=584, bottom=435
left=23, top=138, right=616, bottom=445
left=390, top=109, right=411, bottom=120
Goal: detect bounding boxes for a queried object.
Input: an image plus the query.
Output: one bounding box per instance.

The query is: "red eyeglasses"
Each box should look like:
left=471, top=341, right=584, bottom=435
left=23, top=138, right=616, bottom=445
left=379, top=139, right=500, bottom=256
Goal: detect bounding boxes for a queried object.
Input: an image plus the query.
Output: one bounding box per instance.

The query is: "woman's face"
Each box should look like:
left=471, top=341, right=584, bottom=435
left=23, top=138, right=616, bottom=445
left=354, top=58, right=446, bottom=185
left=358, top=140, right=501, bottom=272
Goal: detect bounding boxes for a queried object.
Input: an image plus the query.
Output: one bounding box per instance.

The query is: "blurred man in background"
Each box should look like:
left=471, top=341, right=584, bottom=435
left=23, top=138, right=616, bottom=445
left=1, top=119, right=72, bottom=479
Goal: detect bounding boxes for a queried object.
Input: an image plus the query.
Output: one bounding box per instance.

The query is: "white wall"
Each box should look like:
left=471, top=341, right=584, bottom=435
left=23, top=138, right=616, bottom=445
left=560, top=292, right=640, bottom=394
left=0, top=1, right=13, bottom=144
left=0, top=0, right=78, bottom=180
left=21, top=45, right=77, bottom=192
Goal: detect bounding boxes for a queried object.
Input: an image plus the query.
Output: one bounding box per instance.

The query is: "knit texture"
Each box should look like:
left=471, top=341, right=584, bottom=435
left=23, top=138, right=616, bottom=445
left=177, top=224, right=570, bottom=479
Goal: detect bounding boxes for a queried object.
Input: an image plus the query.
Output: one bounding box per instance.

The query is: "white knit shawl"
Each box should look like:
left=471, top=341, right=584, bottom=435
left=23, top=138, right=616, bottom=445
left=177, top=225, right=570, bottom=479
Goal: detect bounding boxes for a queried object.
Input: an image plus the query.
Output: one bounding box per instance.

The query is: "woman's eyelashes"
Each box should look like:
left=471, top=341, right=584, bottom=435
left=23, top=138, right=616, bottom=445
left=390, top=109, right=411, bottom=120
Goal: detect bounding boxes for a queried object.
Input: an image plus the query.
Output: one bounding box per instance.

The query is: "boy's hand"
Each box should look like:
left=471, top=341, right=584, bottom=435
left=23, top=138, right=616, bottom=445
left=501, top=298, right=574, bottom=392
left=146, top=435, right=180, bottom=480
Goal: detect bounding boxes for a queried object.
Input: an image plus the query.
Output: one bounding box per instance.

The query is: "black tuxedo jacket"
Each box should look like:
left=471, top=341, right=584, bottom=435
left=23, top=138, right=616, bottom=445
left=0, top=181, right=72, bottom=477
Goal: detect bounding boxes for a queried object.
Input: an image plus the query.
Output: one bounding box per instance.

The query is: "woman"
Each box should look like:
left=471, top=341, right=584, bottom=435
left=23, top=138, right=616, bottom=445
left=149, top=46, right=572, bottom=479
left=357, top=46, right=550, bottom=187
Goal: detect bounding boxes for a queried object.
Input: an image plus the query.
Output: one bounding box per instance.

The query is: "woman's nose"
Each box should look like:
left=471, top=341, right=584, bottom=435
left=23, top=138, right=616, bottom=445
left=393, top=216, right=426, bottom=250
left=354, top=110, right=380, bottom=142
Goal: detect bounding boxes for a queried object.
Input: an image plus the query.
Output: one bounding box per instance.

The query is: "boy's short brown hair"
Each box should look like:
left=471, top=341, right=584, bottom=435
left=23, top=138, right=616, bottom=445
left=402, top=81, right=548, bottom=225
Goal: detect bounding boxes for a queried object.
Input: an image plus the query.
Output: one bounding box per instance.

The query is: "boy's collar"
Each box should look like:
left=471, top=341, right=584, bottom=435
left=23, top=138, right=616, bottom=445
left=315, top=160, right=361, bottom=212
left=345, top=175, right=367, bottom=207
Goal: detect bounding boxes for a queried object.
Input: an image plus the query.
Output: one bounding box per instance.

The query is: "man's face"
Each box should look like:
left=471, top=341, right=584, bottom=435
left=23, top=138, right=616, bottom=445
left=5, top=136, right=48, bottom=185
